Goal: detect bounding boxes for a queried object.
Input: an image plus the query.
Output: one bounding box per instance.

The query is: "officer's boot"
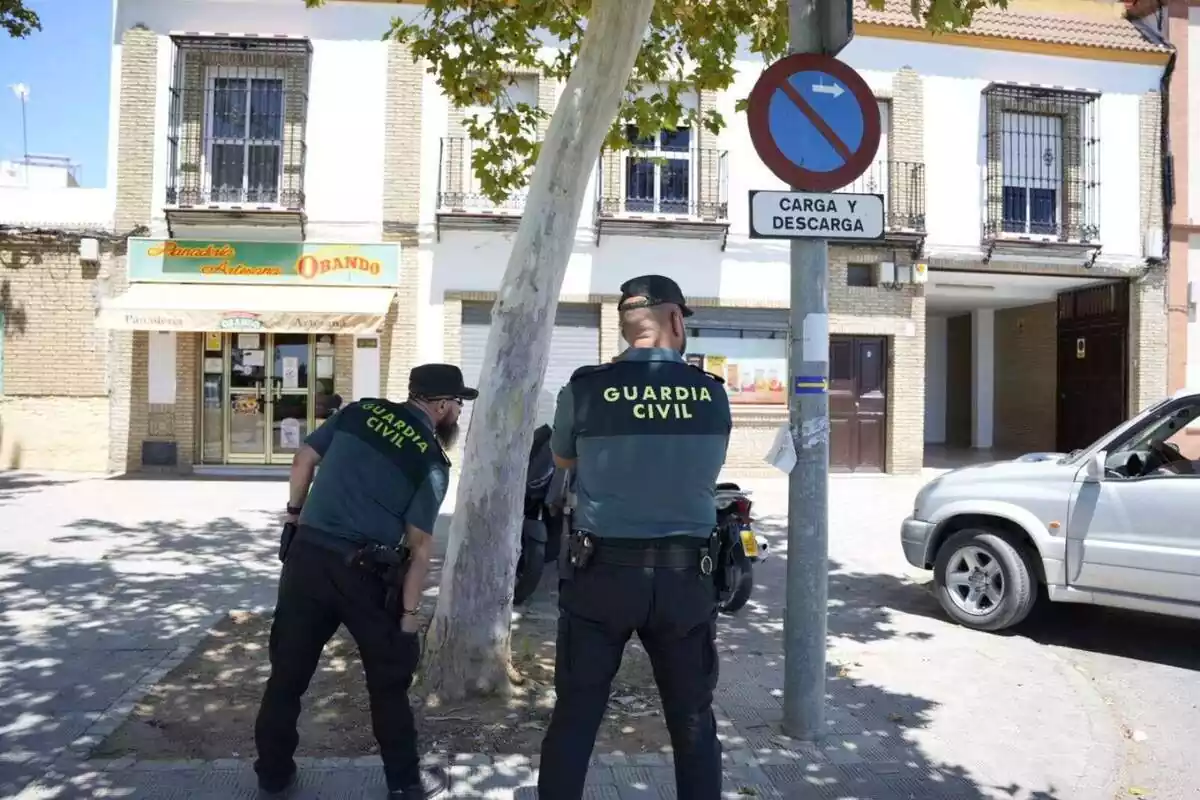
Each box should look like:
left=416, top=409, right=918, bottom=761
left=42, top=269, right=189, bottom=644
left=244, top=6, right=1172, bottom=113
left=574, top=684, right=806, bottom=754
left=389, top=765, right=447, bottom=799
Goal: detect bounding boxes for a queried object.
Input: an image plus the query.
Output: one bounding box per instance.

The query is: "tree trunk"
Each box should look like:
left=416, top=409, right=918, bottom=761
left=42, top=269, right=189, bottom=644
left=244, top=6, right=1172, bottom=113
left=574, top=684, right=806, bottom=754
left=420, top=0, right=656, bottom=702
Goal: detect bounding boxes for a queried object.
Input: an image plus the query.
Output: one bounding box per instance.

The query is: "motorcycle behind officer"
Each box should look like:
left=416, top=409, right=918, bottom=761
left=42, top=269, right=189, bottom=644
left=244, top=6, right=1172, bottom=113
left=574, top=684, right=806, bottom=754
left=253, top=364, right=477, bottom=799
left=538, top=275, right=732, bottom=799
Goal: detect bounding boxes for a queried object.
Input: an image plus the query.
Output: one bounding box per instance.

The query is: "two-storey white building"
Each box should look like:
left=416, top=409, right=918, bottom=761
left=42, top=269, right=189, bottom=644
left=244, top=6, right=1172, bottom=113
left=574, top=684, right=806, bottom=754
left=425, top=0, right=1173, bottom=473
left=0, top=0, right=1173, bottom=475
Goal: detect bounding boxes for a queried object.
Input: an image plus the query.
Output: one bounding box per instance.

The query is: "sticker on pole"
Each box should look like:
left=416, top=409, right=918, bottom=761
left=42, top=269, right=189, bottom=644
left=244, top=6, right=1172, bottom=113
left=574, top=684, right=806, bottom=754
left=747, top=53, right=881, bottom=192
left=749, top=190, right=884, bottom=240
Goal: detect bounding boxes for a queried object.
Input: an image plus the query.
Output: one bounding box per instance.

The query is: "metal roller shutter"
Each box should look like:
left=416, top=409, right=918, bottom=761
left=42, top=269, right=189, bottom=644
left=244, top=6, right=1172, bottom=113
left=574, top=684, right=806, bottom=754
left=686, top=307, right=790, bottom=331
left=458, top=302, right=601, bottom=436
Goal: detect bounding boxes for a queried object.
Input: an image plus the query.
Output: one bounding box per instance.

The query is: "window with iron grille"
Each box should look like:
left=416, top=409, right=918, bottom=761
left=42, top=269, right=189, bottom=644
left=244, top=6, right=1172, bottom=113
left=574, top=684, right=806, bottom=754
left=207, top=70, right=285, bottom=204
left=982, top=84, right=1099, bottom=243
left=166, top=36, right=311, bottom=209
left=624, top=125, right=693, bottom=215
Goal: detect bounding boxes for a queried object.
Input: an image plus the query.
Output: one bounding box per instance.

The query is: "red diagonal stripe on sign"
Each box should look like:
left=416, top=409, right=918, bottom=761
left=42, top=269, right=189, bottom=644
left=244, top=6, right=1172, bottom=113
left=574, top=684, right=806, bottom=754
left=779, top=79, right=852, bottom=162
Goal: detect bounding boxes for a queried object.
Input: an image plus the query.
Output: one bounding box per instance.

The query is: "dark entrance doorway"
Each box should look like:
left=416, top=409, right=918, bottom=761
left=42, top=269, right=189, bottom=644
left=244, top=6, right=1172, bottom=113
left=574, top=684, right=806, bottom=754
left=1056, top=282, right=1128, bottom=453
left=830, top=335, right=888, bottom=472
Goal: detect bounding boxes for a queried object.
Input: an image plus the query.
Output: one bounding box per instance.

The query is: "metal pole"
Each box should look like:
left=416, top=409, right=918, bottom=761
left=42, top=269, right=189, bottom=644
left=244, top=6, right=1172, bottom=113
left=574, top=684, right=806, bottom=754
left=20, top=97, right=28, bottom=164
left=782, top=0, right=830, bottom=741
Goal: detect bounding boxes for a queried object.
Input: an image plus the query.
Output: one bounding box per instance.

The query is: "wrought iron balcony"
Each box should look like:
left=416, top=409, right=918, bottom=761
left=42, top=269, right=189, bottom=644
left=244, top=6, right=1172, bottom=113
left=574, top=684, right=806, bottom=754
left=164, top=35, right=311, bottom=231
left=981, top=83, right=1101, bottom=250
left=834, top=160, right=926, bottom=233
left=436, top=137, right=529, bottom=215
left=596, top=146, right=728, bottom=221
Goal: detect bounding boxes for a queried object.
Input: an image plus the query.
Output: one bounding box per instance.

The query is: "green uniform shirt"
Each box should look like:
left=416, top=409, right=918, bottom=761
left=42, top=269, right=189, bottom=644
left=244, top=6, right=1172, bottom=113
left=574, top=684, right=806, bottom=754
left=299, top=399, right=450, bottom=547
left=552, top=348, right=732, bottom=539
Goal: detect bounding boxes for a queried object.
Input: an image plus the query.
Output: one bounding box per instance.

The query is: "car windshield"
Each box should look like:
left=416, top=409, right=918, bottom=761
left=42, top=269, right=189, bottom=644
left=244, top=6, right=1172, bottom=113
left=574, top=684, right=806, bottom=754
left=1062, top=397, right=1176, bottom=463
left=1121, top=401, right=1200, bottom=452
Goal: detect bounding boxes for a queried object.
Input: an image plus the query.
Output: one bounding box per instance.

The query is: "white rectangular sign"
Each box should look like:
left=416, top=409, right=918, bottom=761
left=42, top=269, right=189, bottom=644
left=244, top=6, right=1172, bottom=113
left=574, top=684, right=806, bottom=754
left=749, top=190, right=884, bottom=240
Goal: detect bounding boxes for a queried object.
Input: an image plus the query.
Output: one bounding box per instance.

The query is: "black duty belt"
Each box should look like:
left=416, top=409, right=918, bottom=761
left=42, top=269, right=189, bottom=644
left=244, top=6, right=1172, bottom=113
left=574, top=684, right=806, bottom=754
left=296, top=525, right=371, bottom=560
left=590, top=537, right=712, bottom=571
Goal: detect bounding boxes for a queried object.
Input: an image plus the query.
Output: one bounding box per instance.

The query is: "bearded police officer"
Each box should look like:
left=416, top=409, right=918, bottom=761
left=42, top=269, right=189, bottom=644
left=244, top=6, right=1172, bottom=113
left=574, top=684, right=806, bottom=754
left=254, top=364, right=477, bottom=799
left=538, top=275, right=732, bottom=799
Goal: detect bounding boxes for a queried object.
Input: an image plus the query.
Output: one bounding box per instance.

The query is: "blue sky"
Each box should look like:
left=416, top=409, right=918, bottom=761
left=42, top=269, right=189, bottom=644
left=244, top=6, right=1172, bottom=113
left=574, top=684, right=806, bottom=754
left=0, top=0, right=113, bottom=188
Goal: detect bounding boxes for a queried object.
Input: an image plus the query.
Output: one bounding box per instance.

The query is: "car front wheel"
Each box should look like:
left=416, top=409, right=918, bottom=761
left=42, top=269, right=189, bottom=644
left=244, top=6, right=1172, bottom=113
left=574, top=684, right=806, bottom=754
left=933, top=527, right=1038, bottom=632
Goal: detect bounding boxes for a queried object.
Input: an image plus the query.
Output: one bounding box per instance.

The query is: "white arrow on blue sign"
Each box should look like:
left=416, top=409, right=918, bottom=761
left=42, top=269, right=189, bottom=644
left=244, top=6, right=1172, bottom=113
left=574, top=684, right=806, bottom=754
left=747, top=53, right=882, bottom=193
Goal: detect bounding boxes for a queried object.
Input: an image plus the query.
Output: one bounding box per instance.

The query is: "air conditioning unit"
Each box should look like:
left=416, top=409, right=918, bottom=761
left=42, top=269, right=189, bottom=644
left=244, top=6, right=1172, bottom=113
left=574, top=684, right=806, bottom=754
left=79, top=237, right=100, bottom=263
left=912, top=261, right=929, bottom=284
left=1143, top=227, right=1164, bottom=261
left=874, top=261, right=897, bottom=285
left=1189, top=281, right=1196, bottom=323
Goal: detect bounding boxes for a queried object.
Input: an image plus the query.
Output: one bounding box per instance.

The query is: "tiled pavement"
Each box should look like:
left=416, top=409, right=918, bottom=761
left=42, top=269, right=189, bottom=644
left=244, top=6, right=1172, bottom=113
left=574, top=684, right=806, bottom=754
left=1, top=471, right=1124, bottom=799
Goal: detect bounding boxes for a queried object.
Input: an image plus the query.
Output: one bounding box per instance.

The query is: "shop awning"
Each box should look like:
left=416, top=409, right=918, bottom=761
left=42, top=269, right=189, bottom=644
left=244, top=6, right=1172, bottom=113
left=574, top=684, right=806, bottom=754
left=95, top=284, right=396, bottom=334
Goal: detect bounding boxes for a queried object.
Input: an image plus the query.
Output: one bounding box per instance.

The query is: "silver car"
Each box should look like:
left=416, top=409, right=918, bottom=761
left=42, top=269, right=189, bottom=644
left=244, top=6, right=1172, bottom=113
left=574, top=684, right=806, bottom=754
left=902, top=388, right=1200, bottom=632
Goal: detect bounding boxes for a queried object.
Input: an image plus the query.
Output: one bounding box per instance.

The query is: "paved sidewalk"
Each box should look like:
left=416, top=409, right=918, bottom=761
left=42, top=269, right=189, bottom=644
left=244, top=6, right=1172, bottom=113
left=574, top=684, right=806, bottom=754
left=1, top=472, right=1125, bottom=799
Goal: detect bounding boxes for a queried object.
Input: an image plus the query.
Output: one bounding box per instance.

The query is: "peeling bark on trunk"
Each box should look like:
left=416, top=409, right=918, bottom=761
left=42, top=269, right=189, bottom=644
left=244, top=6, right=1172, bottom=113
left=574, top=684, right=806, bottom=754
left=420, top=0, right=657, bottom=702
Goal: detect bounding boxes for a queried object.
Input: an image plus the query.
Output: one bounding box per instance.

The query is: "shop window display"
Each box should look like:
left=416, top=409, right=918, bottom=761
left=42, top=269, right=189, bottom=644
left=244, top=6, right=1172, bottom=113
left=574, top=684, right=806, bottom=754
left=685, top=327, right=787, bottom=405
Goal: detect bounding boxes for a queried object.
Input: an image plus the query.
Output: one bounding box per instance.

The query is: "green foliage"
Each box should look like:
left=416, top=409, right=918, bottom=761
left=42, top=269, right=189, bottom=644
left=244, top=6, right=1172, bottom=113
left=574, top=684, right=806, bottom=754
left=1, top=0, right=40, bottom=38
left=306, top=0, right=1007, bottom=203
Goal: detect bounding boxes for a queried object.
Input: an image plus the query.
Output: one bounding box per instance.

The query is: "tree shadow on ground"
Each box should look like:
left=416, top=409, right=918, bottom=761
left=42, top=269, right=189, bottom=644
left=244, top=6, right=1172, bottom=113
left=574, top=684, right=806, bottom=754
left=3, top=502, right=1071, bottom=798
left=0, top=471, right=76, bottom=505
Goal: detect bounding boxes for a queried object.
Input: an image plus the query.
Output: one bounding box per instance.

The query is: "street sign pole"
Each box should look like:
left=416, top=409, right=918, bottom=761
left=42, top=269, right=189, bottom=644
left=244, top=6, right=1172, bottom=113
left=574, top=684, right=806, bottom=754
left=785, top=0, right=834, bottom=741
left=744, top=0, right=876, bottom=741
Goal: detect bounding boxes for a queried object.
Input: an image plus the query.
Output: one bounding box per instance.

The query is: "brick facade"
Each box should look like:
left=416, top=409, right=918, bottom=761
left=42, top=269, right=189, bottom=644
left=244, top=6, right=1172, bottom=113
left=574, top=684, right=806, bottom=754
left=0, top=243, right=116, bottom=471
left=382, top=41, right=424, bottom=400
left=993, top=302, right=1058, bottom=452
left=1129, top=266, right=1170, bottom=414
left=110, top=27, right=160, bottom=473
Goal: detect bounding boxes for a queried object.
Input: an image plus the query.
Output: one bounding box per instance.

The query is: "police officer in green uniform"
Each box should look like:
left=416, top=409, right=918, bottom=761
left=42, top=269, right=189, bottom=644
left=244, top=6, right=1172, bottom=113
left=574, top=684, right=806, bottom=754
left=253, top=364, right=477, bottom=799
left=538, top=275, right=732, bottom=799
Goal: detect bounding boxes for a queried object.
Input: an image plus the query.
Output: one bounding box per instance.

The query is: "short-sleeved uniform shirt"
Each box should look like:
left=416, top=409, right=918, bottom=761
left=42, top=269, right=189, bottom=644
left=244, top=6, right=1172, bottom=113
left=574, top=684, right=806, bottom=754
left=552, top=348, right=732, bottom=539
left=299, top=399, right=450, bottom=547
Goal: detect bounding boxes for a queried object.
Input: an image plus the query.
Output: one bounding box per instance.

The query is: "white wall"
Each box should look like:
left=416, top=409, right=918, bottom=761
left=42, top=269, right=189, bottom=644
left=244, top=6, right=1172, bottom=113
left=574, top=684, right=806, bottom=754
left=0, top=187, right=113, bottom=228
left=924, top=315, right=948, bottom=443
left=971, top=308, right=995, bottom=449
left=113, top=0, right=421, bottom=242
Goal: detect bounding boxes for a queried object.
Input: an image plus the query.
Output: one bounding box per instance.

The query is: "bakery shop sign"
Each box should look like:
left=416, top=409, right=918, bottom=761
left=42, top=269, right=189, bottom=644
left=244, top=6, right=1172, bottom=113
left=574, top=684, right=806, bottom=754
left=131, top=239, right=400, bottom=286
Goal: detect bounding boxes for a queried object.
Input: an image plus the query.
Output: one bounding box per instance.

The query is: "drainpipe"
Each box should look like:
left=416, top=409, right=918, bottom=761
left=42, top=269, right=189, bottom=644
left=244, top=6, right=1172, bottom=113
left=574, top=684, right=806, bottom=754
left=1127, top=6, right=1176, bottom=266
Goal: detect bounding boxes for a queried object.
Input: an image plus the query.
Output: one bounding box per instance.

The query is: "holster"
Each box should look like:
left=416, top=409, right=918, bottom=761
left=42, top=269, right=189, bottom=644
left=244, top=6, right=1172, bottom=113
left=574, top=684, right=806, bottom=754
left=345, top=544, right=412, bottom=615
left=712, top=528, right=732, bottom=593
left=559, top=531, right=595, bottom=582
left=278, top=522, right=298, bottom=564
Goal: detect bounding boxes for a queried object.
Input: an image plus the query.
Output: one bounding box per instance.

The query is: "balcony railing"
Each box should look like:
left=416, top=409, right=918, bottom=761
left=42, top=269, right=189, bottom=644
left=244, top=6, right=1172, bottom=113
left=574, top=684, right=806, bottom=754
left=436, top=137, right=528, bottom=213
left=165, top=35, right=311, bottom=210
left=981, top=83, right=1100, bottom=244
left=596, top=147, right=728, bottom=220
left=834, top=160, right=926, bottom=232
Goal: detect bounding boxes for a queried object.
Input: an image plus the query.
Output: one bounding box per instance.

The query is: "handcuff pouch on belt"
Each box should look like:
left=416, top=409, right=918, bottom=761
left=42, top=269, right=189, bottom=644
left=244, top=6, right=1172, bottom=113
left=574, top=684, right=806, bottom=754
left=345, top=543, right=412, bottom=615
left=278, top=522, right=298, bottom=564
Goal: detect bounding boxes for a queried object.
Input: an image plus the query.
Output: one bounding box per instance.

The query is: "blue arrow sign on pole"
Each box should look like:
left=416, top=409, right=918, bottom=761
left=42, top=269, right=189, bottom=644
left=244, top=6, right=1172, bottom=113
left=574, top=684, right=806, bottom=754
left=747, top=53, right=882, bottom=192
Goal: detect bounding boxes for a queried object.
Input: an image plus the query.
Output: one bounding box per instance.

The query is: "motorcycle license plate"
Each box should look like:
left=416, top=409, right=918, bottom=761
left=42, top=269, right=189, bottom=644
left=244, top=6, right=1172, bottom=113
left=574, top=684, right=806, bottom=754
left=739, top=528, right=758, bottom=557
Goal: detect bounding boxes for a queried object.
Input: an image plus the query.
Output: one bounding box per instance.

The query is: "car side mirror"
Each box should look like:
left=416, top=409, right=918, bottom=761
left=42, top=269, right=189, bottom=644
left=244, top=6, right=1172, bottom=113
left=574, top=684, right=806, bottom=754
left=1083, top=451, right=1106, bottom=483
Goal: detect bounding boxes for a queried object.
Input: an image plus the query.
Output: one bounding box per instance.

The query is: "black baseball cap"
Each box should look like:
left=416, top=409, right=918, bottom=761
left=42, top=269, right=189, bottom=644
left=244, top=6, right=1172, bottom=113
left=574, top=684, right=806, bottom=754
left=409, top=363, right=478, bottom=400
left=618, top=274, right=693, bottom=318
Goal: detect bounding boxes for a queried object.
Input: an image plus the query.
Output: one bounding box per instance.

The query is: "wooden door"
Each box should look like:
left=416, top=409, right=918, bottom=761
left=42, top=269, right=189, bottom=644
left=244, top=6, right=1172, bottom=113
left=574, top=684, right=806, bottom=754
left=1056, top=283, right=1128, bottom=453
left=830, top=335, right=888, bottom=472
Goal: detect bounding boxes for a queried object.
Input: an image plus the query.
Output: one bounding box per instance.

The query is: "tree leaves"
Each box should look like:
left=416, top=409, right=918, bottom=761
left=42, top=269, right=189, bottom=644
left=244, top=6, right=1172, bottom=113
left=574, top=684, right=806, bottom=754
left=306, top=0, right=1008, bottom=204
left=1, top=0, right=41, bottom=38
